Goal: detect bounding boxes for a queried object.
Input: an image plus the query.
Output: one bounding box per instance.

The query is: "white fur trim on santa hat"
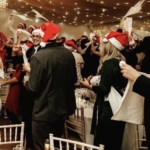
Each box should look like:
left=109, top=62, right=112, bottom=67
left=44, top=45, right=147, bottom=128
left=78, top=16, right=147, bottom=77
left=64, top=43, right=75, bottom=51
left=29, top=25, right=36, bottom=30
left=19, top=23, right=25, bottom=29
left=32, top=29, right=44, bottom=37
left=103, top=33, right=109, bottom=42
left=103, top=38, right=108, bottom=42
left=109, top=37, right=124, bottom=50
left=56, top=39, right=62, bottom=43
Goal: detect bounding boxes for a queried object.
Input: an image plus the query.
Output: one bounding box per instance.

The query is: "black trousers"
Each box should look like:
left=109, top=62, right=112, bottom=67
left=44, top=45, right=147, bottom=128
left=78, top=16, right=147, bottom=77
left=6, top=109, right=20, bottom=124
left=21, top=101, right=34, bottom=149
left=20, top=85, right=34, bottom=149
left=32, top=120, right=65, bottom=150
left=94, top=102, right=125, bottom=150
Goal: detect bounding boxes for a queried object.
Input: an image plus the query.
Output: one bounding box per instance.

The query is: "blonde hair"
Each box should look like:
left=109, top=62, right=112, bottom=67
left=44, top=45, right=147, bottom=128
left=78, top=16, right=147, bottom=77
left=97, top=41, right=126, bottom=72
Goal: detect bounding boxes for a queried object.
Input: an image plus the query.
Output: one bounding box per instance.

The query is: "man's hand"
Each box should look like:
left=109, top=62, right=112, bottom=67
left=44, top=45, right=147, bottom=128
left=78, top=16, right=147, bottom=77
left=121, top=64, right=141, bottom=81
left=80, top=78, right=90, bottom=87
left=7, top=68, right=16, bottom=73
left=87, top=75, right=93, bottom=82
left=12, top=44, right=21, bottom=52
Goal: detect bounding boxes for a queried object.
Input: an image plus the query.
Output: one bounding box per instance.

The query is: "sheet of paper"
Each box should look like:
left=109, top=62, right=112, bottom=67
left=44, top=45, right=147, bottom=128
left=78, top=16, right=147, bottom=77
left=112, top=80, right=144, bottom=125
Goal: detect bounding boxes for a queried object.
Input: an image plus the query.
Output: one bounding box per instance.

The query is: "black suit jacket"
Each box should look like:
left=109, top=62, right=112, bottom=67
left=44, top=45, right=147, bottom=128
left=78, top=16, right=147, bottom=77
left=133, top=75, right=150, bottom=149
left=26, top=46, right=41, bottom=62
left=25, top=42, right=77, bottom=122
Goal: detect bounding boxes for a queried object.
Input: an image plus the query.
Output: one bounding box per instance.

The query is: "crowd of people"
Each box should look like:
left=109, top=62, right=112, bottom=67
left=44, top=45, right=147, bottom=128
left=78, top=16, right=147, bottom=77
left=0, top=11, right=150, bottom=150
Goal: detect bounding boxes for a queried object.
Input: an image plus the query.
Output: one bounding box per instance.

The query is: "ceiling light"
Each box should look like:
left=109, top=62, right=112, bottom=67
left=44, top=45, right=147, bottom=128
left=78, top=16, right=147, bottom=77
left=35, top=18, right=39, bottom=22
left=102, top=9, right=106, bottom=12
left=77, top=11, right=80, bottom=14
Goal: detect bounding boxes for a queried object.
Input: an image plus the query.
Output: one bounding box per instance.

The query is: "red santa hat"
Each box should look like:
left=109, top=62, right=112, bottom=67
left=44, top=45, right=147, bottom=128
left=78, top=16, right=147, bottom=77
left=22, top=41, right=33, bottom=51
left=103, top=31, right=128, bottom=50
left=29, top=25, right=36, bottom=30
left=56, top=37, right=66, bottom=43
left=18, top=22, right=26, bottom=30
left=64, top=40, right=77, bottom=51
left=40, top=21, right=61, bottom=47
left=92, top=35, right=100, bottom=44
left=0, top=32, right=7, bottom=43
left=0, top=32, right=7, bottom=50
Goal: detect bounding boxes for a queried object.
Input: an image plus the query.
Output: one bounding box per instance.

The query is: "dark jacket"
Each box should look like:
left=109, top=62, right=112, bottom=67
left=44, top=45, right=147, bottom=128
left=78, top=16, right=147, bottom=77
left=91, top=58, right=127, bottom=134
left=25, top=42, right=77, bottom=122
left=26, top=46, right=41, bottom=62
left=133, top=75, right=150, bottom=149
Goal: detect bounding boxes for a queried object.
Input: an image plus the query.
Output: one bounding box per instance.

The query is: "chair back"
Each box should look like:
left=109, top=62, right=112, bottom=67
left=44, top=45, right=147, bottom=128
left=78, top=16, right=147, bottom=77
left=134, top=124, right=148, bottom=150
left=0, top=77, right=10, bottom=103
left=64, top=107, right=85, bottom=142
left=0, top=122, right=24, bottom=148
left=49, top=133, right=101, bottom=150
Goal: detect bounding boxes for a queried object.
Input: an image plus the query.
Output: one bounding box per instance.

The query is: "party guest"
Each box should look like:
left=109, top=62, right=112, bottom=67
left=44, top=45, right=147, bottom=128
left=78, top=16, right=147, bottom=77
left=64, top=40, right=84, bottom=87
left=121, top=63, right=150, bottom=150
left=1, top=44, right=23, bottom=125
left=24, top=22, right=77, bottom=150
left=20, top=28, right=44, bottom=150
left=80, top=31, right=128, bottom=150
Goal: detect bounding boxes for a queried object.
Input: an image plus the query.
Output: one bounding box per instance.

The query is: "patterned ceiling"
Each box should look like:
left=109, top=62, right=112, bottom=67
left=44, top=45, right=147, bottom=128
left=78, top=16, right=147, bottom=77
left=7, top=0, right=150, bottom=26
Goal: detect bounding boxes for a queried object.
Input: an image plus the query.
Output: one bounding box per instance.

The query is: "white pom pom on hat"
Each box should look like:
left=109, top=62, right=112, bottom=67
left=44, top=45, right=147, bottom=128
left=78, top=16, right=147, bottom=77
left=40, top=41, right=47, bottom=47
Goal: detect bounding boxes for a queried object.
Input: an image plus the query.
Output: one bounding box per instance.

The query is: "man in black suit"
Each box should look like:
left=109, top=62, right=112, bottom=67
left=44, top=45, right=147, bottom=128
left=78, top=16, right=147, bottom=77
left=24, top=22, right=77, bottom=150
left=121, top=63, right=150, bottom=150
left=20, top=29, right=44, bottom=150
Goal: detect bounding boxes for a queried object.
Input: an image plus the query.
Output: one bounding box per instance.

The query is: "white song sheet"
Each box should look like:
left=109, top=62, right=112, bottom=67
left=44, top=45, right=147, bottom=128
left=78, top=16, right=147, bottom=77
left=111, top=80, right=144, bottom=125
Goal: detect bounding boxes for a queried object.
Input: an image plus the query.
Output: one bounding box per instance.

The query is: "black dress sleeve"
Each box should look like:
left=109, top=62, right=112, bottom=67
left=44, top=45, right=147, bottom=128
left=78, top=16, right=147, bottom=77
left=133, top=75, right=150, bottom=97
